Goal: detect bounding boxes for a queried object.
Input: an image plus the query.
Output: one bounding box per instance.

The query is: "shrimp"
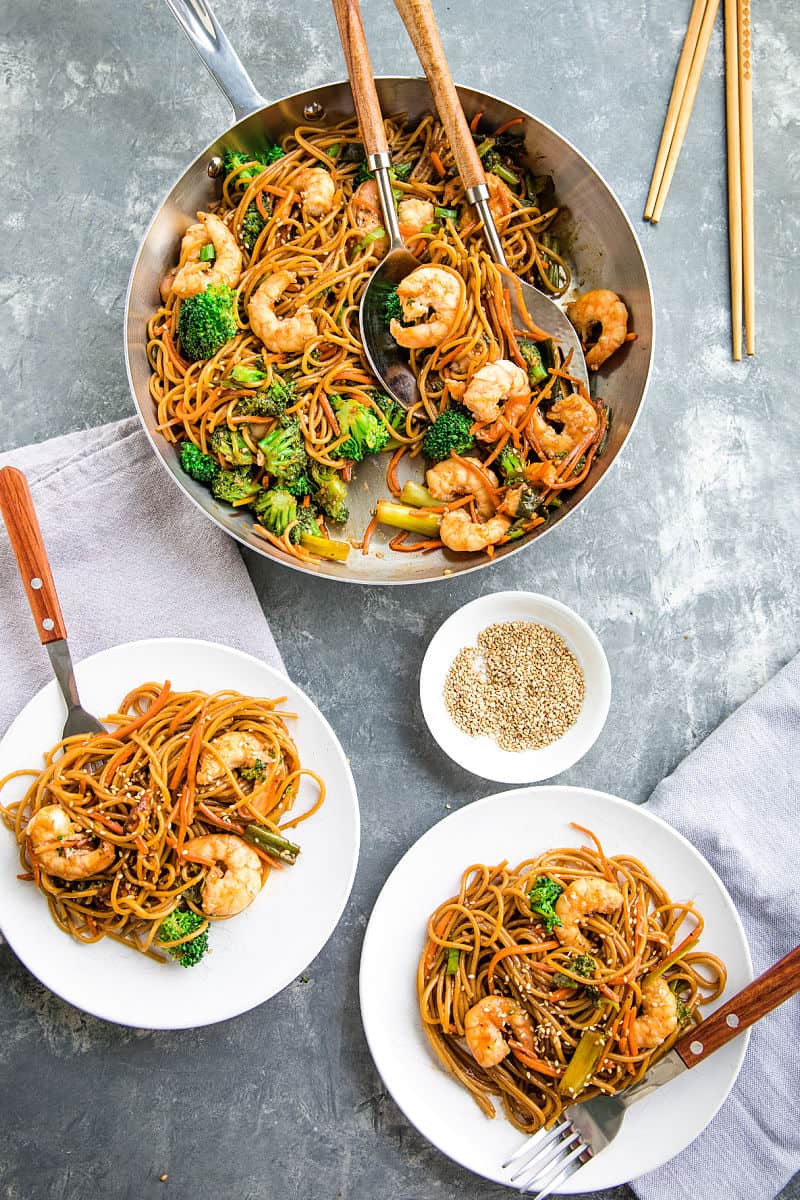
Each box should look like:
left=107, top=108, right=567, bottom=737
left=530, top=393, right=599, bottom=458
left=25, top=804, right=116, bottom=881
left=182, top=834, right=263, bottom=917
left=248, top=270, right=317, bottom=354
left=486, top=172, right=514, bottom=221
left=292, top=167, right=336, bottom=217
left=398, top=197, right=434, bottom=248
left=439, top=508, right=511, bottom=553
left=351, top=180, right=388, bottom=257
left=631, top=976, right=678, bottom=1049
left=172, top=212, right=243, bottom=299
left=463, top=359, right=529, bottom=423
left=425, top=457, right=499, bottom=520
left=566, top=288, right=630, bottom=370
left=390, top=265, right=464, bottom=350
left=554, top=876, right=624, bottom=949
left=196, top=730, right=270, bottom=786
left=464, top=996, right=536, bottom=1069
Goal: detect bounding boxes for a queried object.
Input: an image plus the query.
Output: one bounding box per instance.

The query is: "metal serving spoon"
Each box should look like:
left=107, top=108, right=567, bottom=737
left=0, top=467, right=104, bottom=740
left=392, top=0, right=590, bottom=393
left=332, top=0, right=423, bottom=409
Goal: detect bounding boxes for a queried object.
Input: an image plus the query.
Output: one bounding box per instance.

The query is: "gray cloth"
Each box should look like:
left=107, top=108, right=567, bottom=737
left=0, top=417, right=284, bottom=738
left=634, top=655, right=800, bottom=1200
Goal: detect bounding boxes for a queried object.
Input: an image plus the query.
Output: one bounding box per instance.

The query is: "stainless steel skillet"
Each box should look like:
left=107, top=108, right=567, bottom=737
left=124, top=0, right=654, bottom=585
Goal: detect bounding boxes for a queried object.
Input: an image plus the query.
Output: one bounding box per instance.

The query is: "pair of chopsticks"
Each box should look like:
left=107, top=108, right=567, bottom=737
left=643, top=0, right=754, bottom=360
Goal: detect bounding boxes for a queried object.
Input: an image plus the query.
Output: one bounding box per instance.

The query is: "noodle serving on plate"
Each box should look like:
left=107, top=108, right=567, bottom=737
left=418, top=825, right=726, bottom=1133
left=147, top=113, right=634, bottom=563
left=0, top=682, right=324, bottom=965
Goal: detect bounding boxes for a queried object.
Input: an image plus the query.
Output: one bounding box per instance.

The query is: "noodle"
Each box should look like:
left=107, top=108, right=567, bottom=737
left=0, top=683, right=324, bottom=960
left=418, top=826, right=726, bottom=1133
left=146, top=114, right=608, bottom=559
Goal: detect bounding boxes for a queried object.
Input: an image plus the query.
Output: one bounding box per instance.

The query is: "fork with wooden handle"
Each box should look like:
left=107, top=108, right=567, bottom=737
left=507, top=943, right=800, bottom=1198
left=0, top=466, right=104, bottom=739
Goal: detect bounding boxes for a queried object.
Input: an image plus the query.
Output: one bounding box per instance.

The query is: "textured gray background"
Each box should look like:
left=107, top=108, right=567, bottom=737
left=1, top=0, right=798, bottom=1197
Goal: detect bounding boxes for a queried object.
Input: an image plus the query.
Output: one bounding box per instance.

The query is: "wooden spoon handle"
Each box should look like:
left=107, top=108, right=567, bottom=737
left=0, top=466, right=67, bottom=645
left=392, top=0, right=485, bottom=191
left=675, top=944, right=800, bottom=1068
left=331, top=0, right=388, bottom=158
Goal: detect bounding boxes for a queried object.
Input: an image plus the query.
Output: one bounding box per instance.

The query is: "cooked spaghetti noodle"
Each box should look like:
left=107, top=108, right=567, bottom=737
left=147, top=112, right=626, bottom=562
left=419, top=825, right=726, bottom=1133
left=0, top=682, right=324, bottom=961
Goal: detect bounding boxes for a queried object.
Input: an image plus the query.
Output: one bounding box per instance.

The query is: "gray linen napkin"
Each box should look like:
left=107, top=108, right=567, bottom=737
left=0, top=417, right=284, bottom=737
left=634, top=655, right=800, bottom=1200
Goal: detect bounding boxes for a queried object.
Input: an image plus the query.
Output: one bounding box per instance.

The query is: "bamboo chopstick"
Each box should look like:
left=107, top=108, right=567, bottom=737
left=738, top=0, right=755, bottom=354
left=643, top=0, right=708, bottom=221
left=648, top=0, right=722, bottom=224
left=724, top=0, right=743, bottom=360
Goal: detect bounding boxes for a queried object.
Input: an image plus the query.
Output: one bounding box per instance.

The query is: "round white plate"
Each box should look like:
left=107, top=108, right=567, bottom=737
left=360, top=786, right=752, bottom=1192
left=0, top=638, right=359, bottom=1029
left=419, top=592, right=611, bottom=783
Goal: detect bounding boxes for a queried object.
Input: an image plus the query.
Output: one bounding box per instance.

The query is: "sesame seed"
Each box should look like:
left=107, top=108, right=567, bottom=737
left=442, top=621, right=585, bottom=752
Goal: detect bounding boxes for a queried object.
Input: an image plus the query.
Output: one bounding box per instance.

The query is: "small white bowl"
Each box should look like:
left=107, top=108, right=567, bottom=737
left=419, top=591, right=611, bottom=783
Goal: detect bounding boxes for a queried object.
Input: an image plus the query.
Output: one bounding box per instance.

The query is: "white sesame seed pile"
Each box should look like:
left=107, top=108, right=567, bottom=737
left=443, top=620, right=585, bottom=752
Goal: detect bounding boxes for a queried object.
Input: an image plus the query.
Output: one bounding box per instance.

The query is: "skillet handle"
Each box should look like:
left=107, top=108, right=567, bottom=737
left=331, top=0, right=388, bottom=158
left=391, top=0, right=485, bottom=191
left=163, top=0, right=265, bottom=121
left=674, top=944, right=800, bottom=1068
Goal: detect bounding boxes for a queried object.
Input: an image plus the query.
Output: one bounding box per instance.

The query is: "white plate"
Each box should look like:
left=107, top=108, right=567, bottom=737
left=419, top=592, right=611, bottom=783
left=0, top=638, right=360, bottom=1029
left=359, top=786, right=752, bottom=1192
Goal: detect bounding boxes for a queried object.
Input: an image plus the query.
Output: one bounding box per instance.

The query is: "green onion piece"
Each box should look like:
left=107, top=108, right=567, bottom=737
left=400, top=481, right=445, bottom=509
left=434, top=205, right=458, bottom=221
left=392, top=188, right=403, bottom=203
left=596, top=406, right=612, bottom=457
left=546, top=496, right=562, bottom=509
left=476, top=137, right=495, bottom=159
left=392, top=162, right=413, bottom=181
left=198, top=243, right=216, bottom=262
left=327, top=144, right=339, bottom=158
left=446, top=948, right=460, bottom=975
left=375, top=501, right=441, bottom=537
left=358, top=227, right=386, bottom=250
left=299, top=532, right=351, bottom=562
left=559, top=1029, right=605, bottom=1097
left=420, top=222, right=437, bottom=234
left=244, top=824, right=301, bottom=864
left=229, top=364, right=267, bottom=385
left=492, top=162, right=519, bottom=188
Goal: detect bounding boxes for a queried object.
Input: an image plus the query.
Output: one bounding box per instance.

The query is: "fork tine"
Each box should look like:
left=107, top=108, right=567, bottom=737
left=520, top=1140, right=588, bottom=1199
left=508, top=1127, right=581, bottom=1183
left=503, top=1121, right=566, bottom=1169
left=526, top=1151, right=587, bottom=1200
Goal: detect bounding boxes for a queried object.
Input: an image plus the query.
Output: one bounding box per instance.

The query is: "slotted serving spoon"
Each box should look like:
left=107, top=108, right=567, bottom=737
left=0, top=467, right=104, bottom=740
left=331, top=0, right=422, bottom=409
left=391, top=0, right=590, bottom=393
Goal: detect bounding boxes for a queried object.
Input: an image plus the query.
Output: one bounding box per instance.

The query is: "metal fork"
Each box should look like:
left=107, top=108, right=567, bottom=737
left=506, top=944, right=800, bottom=1197
left=0, top=466, right=104, bottom=739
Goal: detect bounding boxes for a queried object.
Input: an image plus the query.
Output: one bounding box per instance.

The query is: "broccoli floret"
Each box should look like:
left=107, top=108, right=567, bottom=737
left=384, top=286, right=404, bottom=328
left=240, top=200, right=267, bottom=253
left=518, top=337, right=549, bottom=384
left=211, top=467, right=260, bottom=505
left=239, top=759, right=266, bottom=782
left=236, top=376, right=295, bottom=420
left=210, top=427, right=253, bottom=466
left=179, top=441, right=219, bottom=485
left=290, top=505, right=322, bottom=544
left=222, top=145, right=284, bottom=181
left=310, top=462, right=349, bottom=523
left=670, top=980, right=694, bottom=1026
left=176, top=284, right=237, bottom=362
left=252, top=488, right=298, bottom=536
left=157, top=908, right=209, bottom=968
left=553, top=953, right=597, bottom=989
left=330, top=395, right=389, bottom=462
left=258, top=418, right=310, bottom=490
left=528, top=875, right=563, bottom=934
left=354, top=160, right=374, bottom=186
left=499, top=447, right=525, bottom=482
left=422, top=406, right=475, bottom=463
left=372, top=390, right=406, bottom=439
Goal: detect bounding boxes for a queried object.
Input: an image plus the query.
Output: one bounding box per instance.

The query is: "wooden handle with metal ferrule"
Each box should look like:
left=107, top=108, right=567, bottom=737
left=675, top=944, right=800, bottom=1068
left=392, top=0, right=485, bottom=190
left=0, top=466, right=67, bottom=644
left=331, top=0, right=388, bottom=158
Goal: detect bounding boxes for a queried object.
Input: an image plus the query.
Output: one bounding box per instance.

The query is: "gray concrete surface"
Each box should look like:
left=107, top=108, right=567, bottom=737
left=1, top=0, right=798, bottom=1197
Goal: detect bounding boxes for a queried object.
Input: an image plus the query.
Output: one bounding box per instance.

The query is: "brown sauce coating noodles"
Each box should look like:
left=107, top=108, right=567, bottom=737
left=418, top=825, right=726, bottom=1133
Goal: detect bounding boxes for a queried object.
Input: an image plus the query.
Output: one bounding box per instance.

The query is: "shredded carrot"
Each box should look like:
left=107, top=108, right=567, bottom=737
left=196, top=802, right=244, bottom=836
left=318, top=391, right=340, bottom=434
left=430, top=150, right=446, bottom=178
left=424, top=912, right=454, bottom=975
left=342, top=463, right=352, bottom=482
left=161, top=331, right=189, bottom=375
left=487, top=940, right=560, bottom=990
left=494, top=115, right=525, bottom=136
left=470, top=110, right=484, bottom=133
left=386, top=445, right=406, bottom=497
left=362, top=514, right=378, bottom=556
left=255, top=191, right=270, bottom=221
left=88, top=811, right=125, bottom=835
left=109, top=682, right=172, bottom=740
left=548, top=987, right=574, bottom=1003
left=510, top=1044, right=562, bottom=1077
